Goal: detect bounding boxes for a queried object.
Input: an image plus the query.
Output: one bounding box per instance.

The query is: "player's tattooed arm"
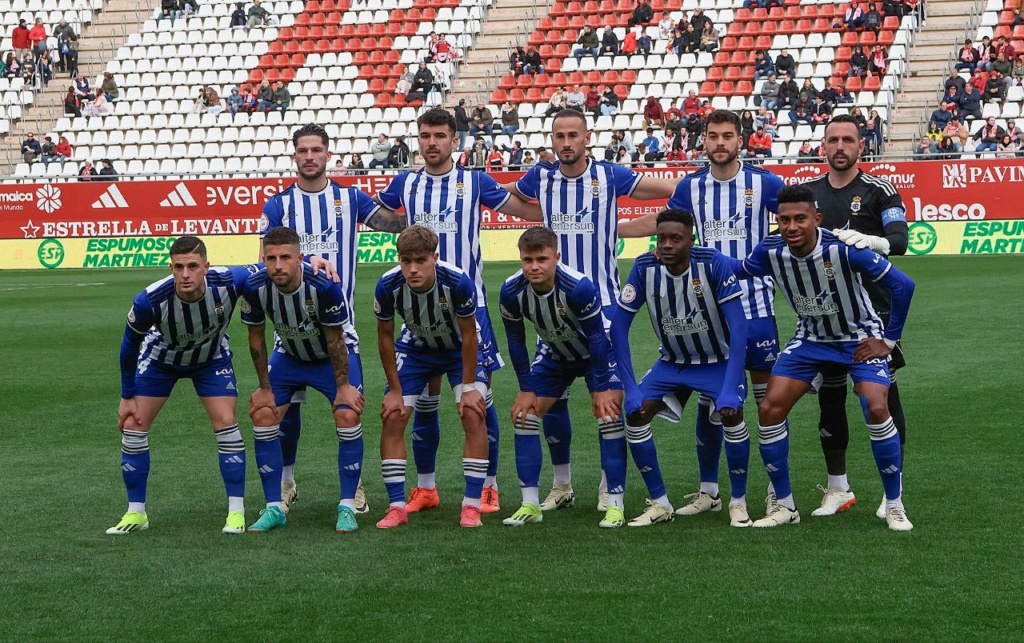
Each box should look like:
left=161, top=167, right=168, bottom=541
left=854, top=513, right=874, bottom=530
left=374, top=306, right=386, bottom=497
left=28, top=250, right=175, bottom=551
left=366, top=206, right=408, bottom=233
left=324, top=325, right=350, bottom=387
left=247, top=324, right=271, bottom=389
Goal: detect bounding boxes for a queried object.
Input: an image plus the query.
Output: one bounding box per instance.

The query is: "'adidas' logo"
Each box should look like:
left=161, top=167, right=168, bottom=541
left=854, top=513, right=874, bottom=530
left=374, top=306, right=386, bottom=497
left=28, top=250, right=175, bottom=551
left=258, top=464, right=275, bottom=474
left=160, top=182, right=198, bottom=207
left=764, top=464, right=779, bottom=473
left=91, top=184, right=129, bottom=209
left=881, top=464, right=899, bottom=475
left=223, top=455, right=245, bottom=464
left=121, top=463, right=136, bottom=472
left=729, top=468, right=747, bottom=475
left=343, top=463, right=360, bottom=471
left=545, top=436, right=561, bottom=444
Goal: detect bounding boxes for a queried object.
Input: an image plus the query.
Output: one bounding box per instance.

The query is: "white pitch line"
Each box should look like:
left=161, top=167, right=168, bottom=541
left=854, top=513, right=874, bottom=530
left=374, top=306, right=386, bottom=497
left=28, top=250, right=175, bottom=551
left=0, top=282, right=107, bottom=291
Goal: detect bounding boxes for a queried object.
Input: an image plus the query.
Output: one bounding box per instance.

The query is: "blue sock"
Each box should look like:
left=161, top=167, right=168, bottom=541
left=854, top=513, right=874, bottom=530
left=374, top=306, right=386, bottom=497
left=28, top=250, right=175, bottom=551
left=463, top=458, right=488, bottom=507
left=411, top=394, right=440, bottom=475
left=598, top=417, right=627, bottom=494
left=214, top=424, right=246, bottom=500
left=120, top=430, right=150, bottom=505
left=695, top=397, right=723, bottom=487
left=253, top=425, right=283, bottom=504
left=336, top=425, right=363, bottom=504
left=626, top=423, right=666, bottom=500
left=758, top=420, right=792, bottom=501
left=485, top=392, right=500, bottom=478
left=381, top=458, right=407, bottom=506
left=514, top=413, right=542, bottom=490
left=542, top=398, right=572, bottom=467
left=723, top=422, right=750, bottom=501
left=279, top=403, right=302, bottom=469
left=868, top=417, right=902, bottom=501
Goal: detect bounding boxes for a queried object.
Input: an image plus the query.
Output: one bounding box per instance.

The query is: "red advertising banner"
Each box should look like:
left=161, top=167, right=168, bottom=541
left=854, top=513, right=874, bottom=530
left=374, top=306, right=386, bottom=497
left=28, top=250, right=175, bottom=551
left=2, top=159, right=1022, bottom=241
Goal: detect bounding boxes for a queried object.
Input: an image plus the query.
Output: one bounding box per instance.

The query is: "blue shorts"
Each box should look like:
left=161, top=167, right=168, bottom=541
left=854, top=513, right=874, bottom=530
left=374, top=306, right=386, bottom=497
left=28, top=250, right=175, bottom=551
left=530, top=352, right=622, bottom=400
left=638, top=359, right=746, bottom=422
left=477, top=305, right=504, bottom=375
left=269, top=350, right=364, bottom=409
left=288, top=338, right=361, bottom=406
left=135, top=353, right=237, bottom=398
left=745, top=316, right=780, bottom=372
left=773, top=338, right=890, bottom=387
left=389, top=347, right=489, bottom=407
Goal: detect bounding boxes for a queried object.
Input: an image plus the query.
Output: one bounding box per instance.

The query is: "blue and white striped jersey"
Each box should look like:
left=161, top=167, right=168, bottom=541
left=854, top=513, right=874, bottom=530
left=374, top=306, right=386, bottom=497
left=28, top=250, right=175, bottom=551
left=261, top=180, right=379, bottom=347
left=740, top=229, right=889, bottom=343
left=374, top=260, right=478, bottom=352
left=239, top=263, right=349, bottom=362
left=515, top=159, right=643, bottom=307
left=129, top=265, right=254, bottom=369
left=618, top=247, right=742, bottom=365
left=667, top=163, right=784, bottom=319
left=375, top=166, right=511, bottom=302
left=499, top=264, right=603, bottom=363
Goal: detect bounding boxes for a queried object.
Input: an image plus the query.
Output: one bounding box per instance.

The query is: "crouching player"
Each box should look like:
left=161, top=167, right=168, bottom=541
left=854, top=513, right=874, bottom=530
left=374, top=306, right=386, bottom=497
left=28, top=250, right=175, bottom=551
left=732, top=184, right=915, bottom=531
left=374, top=226, right=491, bottom=529
left=498, top=227, right=627, bottom=528
left=241, top=226, right=366, bottom=534
left=610, top=209, right=752, bottom=527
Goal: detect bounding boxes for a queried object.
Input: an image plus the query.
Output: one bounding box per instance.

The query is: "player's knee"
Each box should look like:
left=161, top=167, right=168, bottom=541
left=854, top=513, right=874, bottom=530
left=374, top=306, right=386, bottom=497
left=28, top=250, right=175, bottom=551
left=861, top=395, right=889, bottom=425
left=758, top=396, right=788, bottom=426
left=334, top=409, right=360, bottom=428
left=250, top=407, right=278, bottom=427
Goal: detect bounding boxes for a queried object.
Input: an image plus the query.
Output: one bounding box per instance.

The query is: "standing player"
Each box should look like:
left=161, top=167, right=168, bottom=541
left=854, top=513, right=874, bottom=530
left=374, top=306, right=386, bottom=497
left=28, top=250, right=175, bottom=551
left=803, top=114, right=910, bottom=519
left=108, top=236, right=253, bottom=535
left=373, top=226, right=490, bottom=529
left=733, top=184, right=915, bottom=531
left=504, top=109, right=676, bottom=512
left=262, top=124, right=407, bottom=515
left=374, top=108, right=540, bottom=515
left=498, top=227, right=626, bottom=528
left=242, top=227, right=366, bottom=534
left=609, top=209, right=751, bottom=527
left=621, top=110, right=785, bottom=519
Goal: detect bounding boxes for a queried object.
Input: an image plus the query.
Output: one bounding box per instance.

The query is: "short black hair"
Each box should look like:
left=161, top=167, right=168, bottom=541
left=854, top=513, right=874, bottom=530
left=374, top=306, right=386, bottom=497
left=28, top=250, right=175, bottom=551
left=292, top=123, right=329, bottom=148
left=518, top=226, right=558, bottom=253
left=777, top=184, right=817, bottom=209
left=170, top=235, right=207, bottom=258
left=656, top=208, right=695, bottom=227
left=263, top=226, right=301, bottom=248
left=551, top=108, right=588, bottom=130
left=705, top=109, right=741, bottom=135
left=823, top=113, right=863, bottom=138
left=417, top=107, right=457, bottom=135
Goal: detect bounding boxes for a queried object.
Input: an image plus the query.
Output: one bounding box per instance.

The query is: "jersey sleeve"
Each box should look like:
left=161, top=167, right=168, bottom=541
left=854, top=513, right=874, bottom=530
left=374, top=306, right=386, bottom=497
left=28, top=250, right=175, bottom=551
left=876, top=186, right=906, bottom=226
left=498, top=280, right=523, bottom=322
left=318, top=280, right=348, bottom=327
left=847, top=246, right=892, bottom=283
left=477, top=171, right=512, bottom=211
left=239, top=279, right=266, bottom=326
left=126, top=290, right=157, bottom=335
left=353, top=188, right=382, bottom=223
left=514, top=166, right=541, bottom=201
left=375, top=173, right=407, bottom=212
left=666, top=175, right=692, bottom=212
left=567, top=277, right=602, bottom=321
left=763, top=172, right=785, bottom=213
left=617, top=258, right=647, bottom=313
left=373, top=277, right=395, bottom=321
left=710, top=252, right=743, bottom=304
left=260, top=195, right=284, bottom=237
left=612, top=163, right=644, bottom=197
left=740, top=241, right=772, bottom=279
left=453, top=273, right=478, bottom=317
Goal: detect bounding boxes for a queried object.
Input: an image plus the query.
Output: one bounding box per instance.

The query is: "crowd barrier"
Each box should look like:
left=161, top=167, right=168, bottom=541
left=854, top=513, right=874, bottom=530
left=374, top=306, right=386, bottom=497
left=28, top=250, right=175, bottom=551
left=2, top=159, right=1022, bottom=269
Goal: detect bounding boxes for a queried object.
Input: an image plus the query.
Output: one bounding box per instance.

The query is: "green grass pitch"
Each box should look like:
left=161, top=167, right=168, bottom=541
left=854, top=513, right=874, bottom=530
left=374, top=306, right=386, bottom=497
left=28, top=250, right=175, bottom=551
left=2, top=256, right=1023, bottom=640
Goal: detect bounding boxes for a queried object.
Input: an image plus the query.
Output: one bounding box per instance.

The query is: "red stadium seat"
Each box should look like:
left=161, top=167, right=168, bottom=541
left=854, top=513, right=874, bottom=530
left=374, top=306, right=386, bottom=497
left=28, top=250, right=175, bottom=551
left=755, top=35, right=773, bottom=50
left=514, top=74, right=531, bottom=88
left=736, top=80, right=753, bottom=95
left=768, top=7, right=784, bottom=19
left=369, top=78, right=384, bottom=91
left=538, top=17, right=553, bottom=30
left=731, top=51, right=749, bottom=65
left=859, top=31, right=876, bottom=46
left=721, top=36, right=738, bottom=51
left=567, top=71, right=584, bottom=84
left=603, top=70, right=620, bottom=84
left=819, top=4, right=835, bottom=18
left=714, top=51, right=731, bottom=66
left=613, top=84, right=628, bottom=100
left=842, top=31, right=859, bottom=46
left=836, top=46, right=852, bottom=61
left=738, top=36, right=755, bottom=50
left=585, top=70, right=602, bottom=84
left=717, top=81, right=735, bottom=96
left=491, top=89, right=508, bottom=103
left=784, top=5, right=801, bottom=18
left=735, top=8, right=751, bottom=21
left=864, top=75, right=881, bottom=91
left=777, top=20, right=795, bottom=35
left=526, top=87, right=543, bottom=101
left=740, top=65, right=755, bottom=80
left=509, top=88, right=526, bottom=102
left=582, top=1, right=599, bottom=14
left=845, top=76, right=862, bottom=91
left=550, top=1, right=564, bottom=15
left=878, top=30, right=894, bottom=45
left=812, top=18, right=831, bottom=32
left=699, top=81, right=716, bottom=96
left=620, top=69, right=637, bottom=83
left=707, top=66, right=724, bottom=81
left=728, top=22, right=743, bottom=36
left=566, top=1, right=583, bottom=14
left=725, top=66, right=741, bottom=81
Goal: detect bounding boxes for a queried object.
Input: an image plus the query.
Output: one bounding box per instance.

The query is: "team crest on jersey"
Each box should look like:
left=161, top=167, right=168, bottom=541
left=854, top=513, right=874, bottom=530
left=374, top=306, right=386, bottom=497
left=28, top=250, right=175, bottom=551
left=259, top=214, right=270, bottom=233
left=850, top=196, right=862, bottom=214
left=744, top=189, right=754, bottom=207
left=334, top=199, right=344, bottom=217
left=438, top=295, right=450, bottom=311
left=455, top=182, right=465, bottom=198
left=591, top=180, right=601, bottom=196
left=621, top=284, right=637, bottom=303
left=556, top=301, right=566, bottom=316
left=214, top=301, right=225, bottom=319
left=823, top=261, right=836, bottom=280
left=305, top=298, right=317, bottom=317
left=691, top=278, right=704, bottom=297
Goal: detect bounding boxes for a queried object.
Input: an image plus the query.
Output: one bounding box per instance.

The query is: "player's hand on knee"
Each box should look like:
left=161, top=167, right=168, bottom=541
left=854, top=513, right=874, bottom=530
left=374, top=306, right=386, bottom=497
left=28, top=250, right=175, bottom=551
left=458, top=388, right=486, bottom=419
left=718, top=406, right=740, bottom=425
left=308, top=255, right=340, bottom=283
left=853, top=338, right=892, bottom=362
left=510, top=391, right=538, bottom=427
left=335, top=384, right=365, bottom=414
left=249, top=387, right=277, bottom=420
left=118, top=398, right=141, bottom=432
left=381, top=390, right=408, bottom=422
left=591, top=389, right=621, bottom=422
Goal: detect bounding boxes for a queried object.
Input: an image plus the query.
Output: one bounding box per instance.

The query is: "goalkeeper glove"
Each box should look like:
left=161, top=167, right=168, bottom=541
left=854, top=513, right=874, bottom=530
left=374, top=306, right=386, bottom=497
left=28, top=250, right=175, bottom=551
left=833, top=228, right=891, bottom=255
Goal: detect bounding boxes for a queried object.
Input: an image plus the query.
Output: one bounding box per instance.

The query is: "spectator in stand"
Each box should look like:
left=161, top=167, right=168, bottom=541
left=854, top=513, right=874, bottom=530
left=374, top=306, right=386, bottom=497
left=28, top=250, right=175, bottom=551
left=993, top=50, right=1014, bottom=78
left=346, top=153, right=365, bottom=175
left=669, top=28, right=685, bottom=55
left=778, top=72, right=799, bottom=108
left=566, top=84, right=586, bottom=111
left=628, top=0, right=654, bottom=28
left=226, top=87, right=243, bottom=119
left=86, top=91, right=113, bottom=117
left=810, top=95, right=832, bottom=131
left=868, top=44, right=888, bottom=76
left=796, top=140, right=818, bottom=162
left=641, top=127, right=661, bottom=158
left=78, top=158, right=95, bottom=180
left=388, top=136, right=410, bottom=168
left=757, top=72, right=781, bottom=110
left=664, top=128, right=685, bottom=162
left=699, top=23, right=719, bottom=53
left=996, top=134, right=1017, bottom=157
left=798, top=78, right=818, bottom=105
left=747, top=126, right=772, bottom=160
left=368, top=133, right=392, bottom=169
left=835, top=79, right=855, bottom=104
left=789, top=101, right=813, bottom=127
left=774, top=48, right=795, bottom=78
left=955, top=39, right=980, bottom=74
left=240, top=85, right=257, bottom=112
left=34, top=51, right=53, bottom=87
left=193, top=85, right=221, bottom=114
left=521, top=150, right=536, bottom=167
left=681, top=89, right=699, bottom=116
left=611, top=129, right=635, bottom=158
left=929, top=101, right=953, bottom=130
left=21, top=132, right=41, bottom=164
left=53, top=19, right=74, bottom=62
left=230, top=2, right=246, bottom=28
left=99, top=158, right=118, bottom=180
left=914, top=137, right=933, bottom=158
left=405, top=62, right=434, bottom=102
left=40, top=136, right=57, bottom=167
left=924, top=122, right=943, bottom=152
left=985, top=69, right=1010, bottom=103
left=643, top=96, right=664, bottom=129
left=20, top=53, right=35, bottom=86
left=63, top=85, right=80, bottom=116
left=864, top=4, right=883, bottom=33
left=615, top=146, right=632, bottom=165
left=682, top=23, right=701, bottom=53
left=819, top=77, right=839, bottom=109
left=545, top=86, right=568, bottom=116
left=690, top=7, right=711, bottom=34
left=848, top=45, right=869, bottom=77
left=683, top=112, right=702, bottom=149
left=470, top=102, right=495, bottom=141
left=100, top=72, right=118, bottom=102
left=866, top=108, right=884, bottom=151
left=633, top=30, right=649, bottom=58
left=457, top=146, right=473, bottom=167
left=521, top=45, right=545, bottom=75
left=1015, top=0, right=1024, bottom=24
left=56, top=33, right=75, bottom=75
left=270, top=81, right=290, bottom=112
left=977, top=36, right=996, bottom=71
left=969, top=67, right=988, bottom=92
left=753, top=50, right=775, bottom=81
left=454, top=98, right=471, bottom=150
left=158, top=0, right=181, bottom=27
left=945, top=68, right=967, bottom=94
left=995, top=35, right=1016, bottom=63
left=664, top=110, right=683, bottom=141
left=841, top=2, right=865, bottom=30
left=29, top=17, right=46, bottom=59
left=486, top=146, right=504, bottom=171
left=574, top=25, right=600, bottom=61
left=600, top=24, right=619, bottom=56
left=470, top=137, right=488, bottom=167
left=658, top=15, right=674, bottom=40
left=935, top=136, right=958, bottom=158
left=942, top=85, right=961, bottom=112
left=603, top=137, right=618, bottom=160
left=1013, top=56, right=1024, bottom=85
left=754, top=105, right=778, bottom=136
left=535, top=146, right=556, bottom=164
left=882, top=0, right=905, bottom=18
left=499, top=99, right=520, bottom=137
left=941, top=118, right=967, bottom=152
left=958, top=82, right=983, bottom=121
left=245, top=0, right=273, bottom=31
left=635, top=143, right=650, bottom=167
left=739, top=109, right=754, bottom=146
left=585, top=84, right=602, bottom=116
left=1005, top=119, right=1021, bottom=144
left=509, top=46, right=524, bottom=76
left=621, top=27, right=638, bottom=55
left=12, top=19, right=30, bottom=61
left=434, top=33, right=456, bottom=63
left=180, top=0, right=198, bottom=20
left=395, top=68, right=416, bottom=96
left=502, top=140, right=524, bottom=167
left=849, top=105, right=868, bottom=129
left=255, top=78, right=272, bottom=107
